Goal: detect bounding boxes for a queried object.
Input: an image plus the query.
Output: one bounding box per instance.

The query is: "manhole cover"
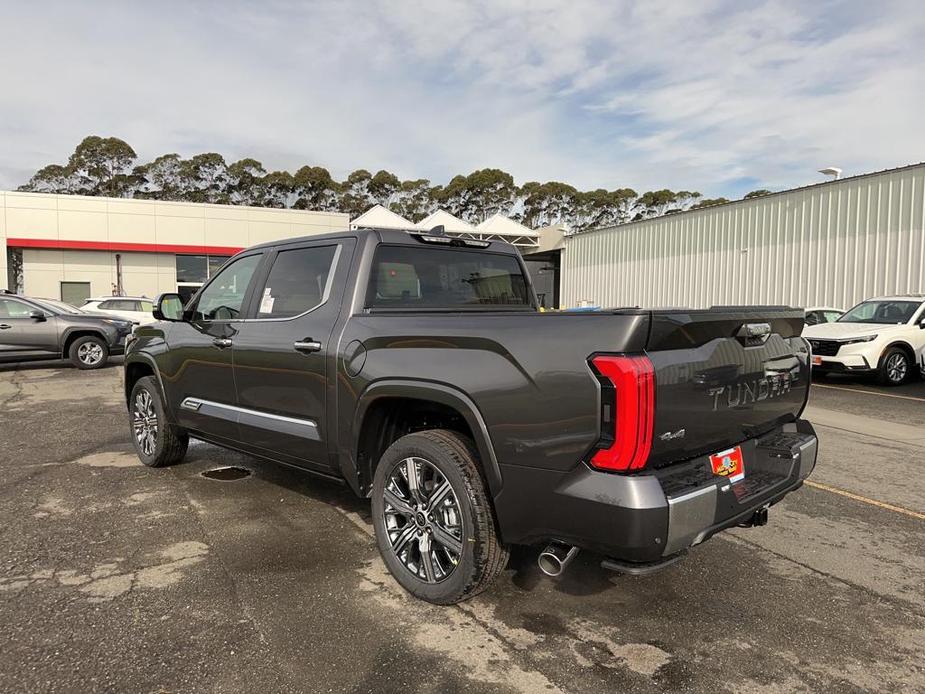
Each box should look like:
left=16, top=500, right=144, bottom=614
left=201, top=466, right=251, bottom=481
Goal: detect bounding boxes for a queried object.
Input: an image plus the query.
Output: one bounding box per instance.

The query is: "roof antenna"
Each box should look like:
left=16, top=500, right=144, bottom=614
left=429, top=224, right=446, bottom=236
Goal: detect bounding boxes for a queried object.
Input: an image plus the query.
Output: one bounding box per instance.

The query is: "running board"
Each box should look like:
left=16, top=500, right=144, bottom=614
left=601, top=551, right=687, bottom=576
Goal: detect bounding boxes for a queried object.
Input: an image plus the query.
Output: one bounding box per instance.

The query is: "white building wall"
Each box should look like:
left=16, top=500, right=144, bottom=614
left=1, top=191, right=350, bottom=295
left=561, top=163, right=925, bottom=310
left=22, top=250, right=177, bottom=299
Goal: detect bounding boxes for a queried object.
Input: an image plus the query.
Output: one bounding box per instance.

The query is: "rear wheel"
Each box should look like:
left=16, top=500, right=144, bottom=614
left=129, top=376, right=188, bottom=467
left=877, top=347, right=910, bottom=386
left=69, top=335, right=109, bottom=369
left=371, top=429, right=509, bottom=605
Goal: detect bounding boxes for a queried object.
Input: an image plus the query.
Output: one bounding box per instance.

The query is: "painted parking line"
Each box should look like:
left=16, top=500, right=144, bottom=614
left=812, top=382, right=925, bottom=403
left=805, top=480, right=925, bottom=521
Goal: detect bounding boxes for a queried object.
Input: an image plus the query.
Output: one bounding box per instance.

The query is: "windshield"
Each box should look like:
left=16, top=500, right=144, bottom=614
left=32, top=298, right=86, bottom=315
left=837, top=300, right=921, bottom=325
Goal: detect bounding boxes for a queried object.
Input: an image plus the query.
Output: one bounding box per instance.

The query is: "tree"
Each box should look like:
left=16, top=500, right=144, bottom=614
left=436, top=168, right=517, bottom=223
left=18, top=164, right=79, bottom=194
left=261, top=171, right=295, bottom=208
left=18, top=135, right=725, bottom=230
left=390, top=179, right=433, bottom=221
left=691, top=197, right=731, bottom=209
left=135, top=153, right=184, bottom=199
left=181, top=153, right=229, bottom=203
left=520, top=181, right=579, bottom=228
left=338, top=169, right=375, bottom=217
left=367, top=170, right=401, bottom=207
left=744, top=189, right=772, bottom=199
left=227, top=158, right=267, bottom=206
left=292, top=166, right=338, bottom=210
left=67, top=135, right=138, bottom=196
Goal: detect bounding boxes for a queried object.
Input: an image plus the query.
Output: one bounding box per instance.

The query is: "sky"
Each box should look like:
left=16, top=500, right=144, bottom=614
left=1, top=0, right=923, bottom=199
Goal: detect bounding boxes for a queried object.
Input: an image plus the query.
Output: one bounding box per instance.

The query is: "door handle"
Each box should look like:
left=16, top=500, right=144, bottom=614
left=294, top=339, right=322, bottom=353
left=212, top=337, right=233, bottom=349
left=0, top=324, right=11, bottom=330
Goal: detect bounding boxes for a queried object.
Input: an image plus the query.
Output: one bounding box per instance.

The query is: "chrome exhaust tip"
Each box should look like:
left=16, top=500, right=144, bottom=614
left=538, top=542, right=579, bottom=577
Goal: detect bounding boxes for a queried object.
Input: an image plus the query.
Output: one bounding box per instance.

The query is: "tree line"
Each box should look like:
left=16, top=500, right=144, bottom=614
left=18, top=136, right=772, bottom=232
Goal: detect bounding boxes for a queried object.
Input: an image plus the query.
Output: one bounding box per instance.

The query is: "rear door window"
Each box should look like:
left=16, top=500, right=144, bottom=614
left=367, top=245, right=531, bottom=309
left=255, top=245, right=339, bottom=319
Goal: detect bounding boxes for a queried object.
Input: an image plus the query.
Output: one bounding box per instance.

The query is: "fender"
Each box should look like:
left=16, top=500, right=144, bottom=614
left=351, top=379, right=503, bottom=498
left=60, top=325, right=109, bottom=355
left=124, top=352, right=175, bottom=423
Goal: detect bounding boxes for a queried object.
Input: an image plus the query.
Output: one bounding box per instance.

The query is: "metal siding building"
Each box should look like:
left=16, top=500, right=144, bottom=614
left=561, top=163, right=925, bottom=310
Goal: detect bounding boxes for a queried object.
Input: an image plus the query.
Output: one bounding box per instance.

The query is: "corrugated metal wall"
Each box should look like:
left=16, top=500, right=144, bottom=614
left=561, top=164, right=925, bottom=310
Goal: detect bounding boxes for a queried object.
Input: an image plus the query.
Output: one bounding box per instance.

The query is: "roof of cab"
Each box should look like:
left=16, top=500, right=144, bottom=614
left=247, top=226, right=517, bottom=254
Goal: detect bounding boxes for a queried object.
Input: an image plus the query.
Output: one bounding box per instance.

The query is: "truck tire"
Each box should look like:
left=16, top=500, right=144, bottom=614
left=371, top=429, right=509, bottom=605
left=877, top=347, right=910, bottom=386
left=69, top=335, right=109, bottom=369
left=129, top=376, right=188, bottom=467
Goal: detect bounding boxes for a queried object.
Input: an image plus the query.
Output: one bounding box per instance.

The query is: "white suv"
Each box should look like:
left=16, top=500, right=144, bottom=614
left=803, top=296, right=925, bottom=386
left=82, top=296, right=156, bottom=325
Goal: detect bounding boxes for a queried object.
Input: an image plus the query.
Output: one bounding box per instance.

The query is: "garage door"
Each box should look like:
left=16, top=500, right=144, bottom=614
left=60, top=282, right=91, bottom=307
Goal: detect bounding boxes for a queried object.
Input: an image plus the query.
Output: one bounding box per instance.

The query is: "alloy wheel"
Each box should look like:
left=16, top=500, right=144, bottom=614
left=381, top=457, right=464, bottom=583
left=133, top=389, right=158, bottom=456
left=887, top=353, right=907, bottom=383
left=77, top=342, right=104, bottom=366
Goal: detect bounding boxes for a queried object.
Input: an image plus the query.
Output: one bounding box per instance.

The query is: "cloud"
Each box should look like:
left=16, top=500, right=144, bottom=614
left=1, top=0, right=922, bottom=199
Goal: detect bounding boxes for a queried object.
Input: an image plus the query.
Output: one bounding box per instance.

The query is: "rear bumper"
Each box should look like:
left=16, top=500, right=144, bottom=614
left=493, top=420, right=817, bottom=564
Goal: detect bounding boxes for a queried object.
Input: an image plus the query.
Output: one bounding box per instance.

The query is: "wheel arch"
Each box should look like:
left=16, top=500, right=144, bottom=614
left=124, top=354, right=169, bottom=413
left=61, top=328, right=107, bottom=358
left=881, top=340, right=916, bottom=366
left=352, top=380, right=502, bottom=499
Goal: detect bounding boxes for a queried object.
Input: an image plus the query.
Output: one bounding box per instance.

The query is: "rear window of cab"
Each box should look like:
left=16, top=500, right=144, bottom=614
left=367, top=245, right=531, bottom=309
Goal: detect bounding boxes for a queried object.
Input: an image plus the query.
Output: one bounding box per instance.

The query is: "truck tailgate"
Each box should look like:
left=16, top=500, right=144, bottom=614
left=643, top=308, right=810, bottom=468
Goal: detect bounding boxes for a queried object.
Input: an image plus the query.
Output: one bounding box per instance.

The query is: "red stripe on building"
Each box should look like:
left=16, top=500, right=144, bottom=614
left=6, top=238, right=243, bottom=256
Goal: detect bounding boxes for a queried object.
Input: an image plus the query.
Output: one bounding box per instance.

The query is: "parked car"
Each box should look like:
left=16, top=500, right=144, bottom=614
left=0, top=294, right=134, bottom=369
left=804, top=306, right=844, bottom=326
left=124, top=227, right=817, bottom=604
left=804, top=295, right=925, bottom=385
left=81, top=296, right=156, bottom=325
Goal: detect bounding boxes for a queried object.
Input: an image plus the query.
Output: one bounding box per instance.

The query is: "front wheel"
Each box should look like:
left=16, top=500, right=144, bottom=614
left=129, top=376, right=188, bottom=467
left=878, top=347, right=910, bottom=386
left=371, top=429, right=509, bottom=605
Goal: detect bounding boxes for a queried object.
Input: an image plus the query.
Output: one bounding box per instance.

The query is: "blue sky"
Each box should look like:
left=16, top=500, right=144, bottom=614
left=1, top=0, right=922, bottom=199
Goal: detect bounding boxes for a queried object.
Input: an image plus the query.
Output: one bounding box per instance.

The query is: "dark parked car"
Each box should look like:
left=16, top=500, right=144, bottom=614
left=0, top=293, right=133, bottom=369
left=124, top=227, right=817, bottom=604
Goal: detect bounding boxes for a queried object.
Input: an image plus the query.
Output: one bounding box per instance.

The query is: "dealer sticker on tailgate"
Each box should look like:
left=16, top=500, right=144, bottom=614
left=710, top=446, right=745, bottom=483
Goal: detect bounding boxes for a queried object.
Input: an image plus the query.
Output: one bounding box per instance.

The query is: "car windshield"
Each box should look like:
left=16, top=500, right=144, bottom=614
left=32, top=298, right=85, bottom=315
left=837, top=300, right=921, bottom=324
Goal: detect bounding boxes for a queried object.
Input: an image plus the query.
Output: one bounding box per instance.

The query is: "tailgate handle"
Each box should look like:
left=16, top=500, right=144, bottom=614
left=737, top=322, right=771, bottom=345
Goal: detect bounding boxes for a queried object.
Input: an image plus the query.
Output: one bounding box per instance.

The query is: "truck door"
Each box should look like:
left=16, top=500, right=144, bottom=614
left=160, top=252, right=265, bottom=442
left=231, top=239, right=353, bottom=472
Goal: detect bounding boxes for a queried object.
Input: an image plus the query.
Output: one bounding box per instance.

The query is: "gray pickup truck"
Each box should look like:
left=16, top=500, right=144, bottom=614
left=124, top=226, right=817, bottom=604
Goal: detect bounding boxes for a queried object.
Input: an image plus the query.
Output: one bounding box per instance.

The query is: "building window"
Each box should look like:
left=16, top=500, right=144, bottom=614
left=176, top=255, right=208, bottom=283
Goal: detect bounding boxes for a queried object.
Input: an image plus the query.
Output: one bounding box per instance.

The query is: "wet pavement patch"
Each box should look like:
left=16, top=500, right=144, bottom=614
left=200, top=466, right=251, bottom=481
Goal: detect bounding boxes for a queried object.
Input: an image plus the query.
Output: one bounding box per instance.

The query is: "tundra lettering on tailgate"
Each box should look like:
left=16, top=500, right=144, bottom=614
left=707, top=372, right=794, bottom=411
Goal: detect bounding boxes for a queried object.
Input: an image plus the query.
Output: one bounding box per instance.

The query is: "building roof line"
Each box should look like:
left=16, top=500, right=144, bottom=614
left=571, top=160, right=925, bottom=238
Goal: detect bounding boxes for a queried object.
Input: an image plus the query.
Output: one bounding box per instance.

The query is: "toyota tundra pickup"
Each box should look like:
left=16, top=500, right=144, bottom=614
left=124, top=227, right=817, bottom=604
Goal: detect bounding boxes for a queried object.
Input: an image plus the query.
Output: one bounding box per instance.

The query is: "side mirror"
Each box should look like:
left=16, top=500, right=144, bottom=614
left=919, top=318, right=925, bottom=330
left=29, top=310, right=46, bottom=322
left=153, top=293, right=186, bottom=322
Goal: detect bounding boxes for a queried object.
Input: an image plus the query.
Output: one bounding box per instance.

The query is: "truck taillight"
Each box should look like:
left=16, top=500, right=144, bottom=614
left=589, top=355, right=655, bottom=472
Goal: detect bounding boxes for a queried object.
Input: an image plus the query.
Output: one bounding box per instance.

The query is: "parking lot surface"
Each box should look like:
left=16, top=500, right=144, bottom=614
left=1, top=363, right=923, bottom=693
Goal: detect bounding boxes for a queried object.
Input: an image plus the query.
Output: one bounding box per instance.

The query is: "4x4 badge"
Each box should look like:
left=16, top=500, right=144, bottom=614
left=659, top=428, right=686, bottom=441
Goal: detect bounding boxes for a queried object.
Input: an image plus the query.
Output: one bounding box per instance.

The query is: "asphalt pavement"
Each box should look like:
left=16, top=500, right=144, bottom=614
left=0, top=361, right=923, bottom=693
